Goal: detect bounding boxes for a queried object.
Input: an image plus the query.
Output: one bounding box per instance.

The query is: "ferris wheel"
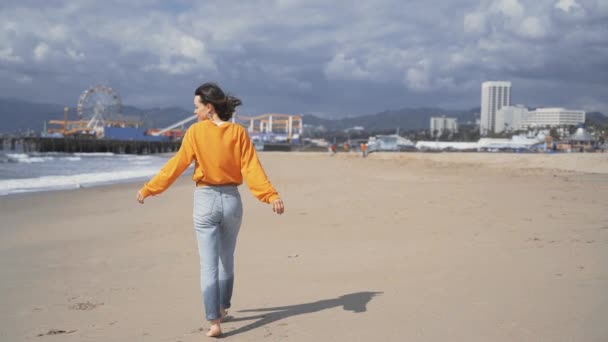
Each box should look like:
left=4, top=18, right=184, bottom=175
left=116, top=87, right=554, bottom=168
left=77, top=85, right=122, bottom=130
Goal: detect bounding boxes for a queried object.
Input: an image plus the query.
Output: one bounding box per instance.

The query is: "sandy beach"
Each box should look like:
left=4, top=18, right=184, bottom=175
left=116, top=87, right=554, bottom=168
left=1, top=152, right=607, bottom=342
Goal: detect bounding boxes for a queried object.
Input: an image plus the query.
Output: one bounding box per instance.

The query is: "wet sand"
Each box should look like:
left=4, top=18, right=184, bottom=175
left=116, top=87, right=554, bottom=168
left=1, top=152, right=607, bottom=341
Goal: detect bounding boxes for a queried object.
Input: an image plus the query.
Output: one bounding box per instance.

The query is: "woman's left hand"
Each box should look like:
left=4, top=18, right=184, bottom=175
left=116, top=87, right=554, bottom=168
left=136, top=191, right=145, bottom=204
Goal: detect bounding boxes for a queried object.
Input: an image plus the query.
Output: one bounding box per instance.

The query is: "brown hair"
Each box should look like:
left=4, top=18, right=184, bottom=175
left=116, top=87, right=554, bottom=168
left=194, top=82, right=242, bottom=121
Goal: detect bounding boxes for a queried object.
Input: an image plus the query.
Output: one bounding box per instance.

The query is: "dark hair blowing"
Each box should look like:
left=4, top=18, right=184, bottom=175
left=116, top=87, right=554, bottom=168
left=194, top=82, right=242, bottom=121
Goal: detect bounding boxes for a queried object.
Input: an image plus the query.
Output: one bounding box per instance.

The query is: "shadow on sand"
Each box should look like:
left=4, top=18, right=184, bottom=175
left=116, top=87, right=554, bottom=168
left=221, top=291, right=382, bottom=338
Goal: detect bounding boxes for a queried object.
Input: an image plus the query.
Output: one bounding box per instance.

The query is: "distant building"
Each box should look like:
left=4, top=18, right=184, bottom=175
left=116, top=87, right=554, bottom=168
left=568, top=127, right=595, bottom=152
left=495, top=106, right=585, bottom=132
left=495, top=105, right=528, bottom=133
left=521, top=108, right=585, bottom=129
left=480, top=81, right=512, bottom=135
left=430, top=116, right=458, bottom=137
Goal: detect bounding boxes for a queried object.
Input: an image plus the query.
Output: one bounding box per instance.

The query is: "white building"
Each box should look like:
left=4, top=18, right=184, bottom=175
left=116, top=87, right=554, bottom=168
left=521, top=108, right=585, bottom=128
left=367, top=134, right=415, bottom=151
left=430, top=116, right=458, bottom=137
left=495, top=105, right=528, bottom=133
left=415, top=135, right=545, bottom=152
left=480, top=81, right=512, bottom=135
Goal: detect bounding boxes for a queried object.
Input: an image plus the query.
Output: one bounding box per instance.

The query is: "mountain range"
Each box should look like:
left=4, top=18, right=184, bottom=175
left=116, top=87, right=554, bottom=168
left=1, top=97, right=606, bottom=134
left=0, top=98, right=192, bottom=134
left=302, top=107, right=480, bottom=132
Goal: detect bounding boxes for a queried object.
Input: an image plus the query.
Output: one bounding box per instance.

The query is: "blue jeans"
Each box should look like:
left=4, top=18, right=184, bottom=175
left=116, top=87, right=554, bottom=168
left=193, top=185, right=243, bottom=321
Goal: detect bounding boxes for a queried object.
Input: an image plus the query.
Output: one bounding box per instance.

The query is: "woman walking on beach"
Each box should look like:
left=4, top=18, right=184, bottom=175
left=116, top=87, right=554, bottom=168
left=136, top=82, right=285, bottom=337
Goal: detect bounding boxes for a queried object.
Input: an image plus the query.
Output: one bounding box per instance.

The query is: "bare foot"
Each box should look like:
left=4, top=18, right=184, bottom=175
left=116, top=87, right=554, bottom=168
left=206, top=320, right=221, bottom=338
left=220, top=309, right=228, bottom=323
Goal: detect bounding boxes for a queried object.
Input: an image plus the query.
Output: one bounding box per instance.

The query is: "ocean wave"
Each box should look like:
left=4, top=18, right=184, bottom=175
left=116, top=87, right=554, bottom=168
left=72, top=152, right=115, bottom=157
left=6, top=154, right=54, bottom=163
left=0, top=167, right=161, bottom=196
left=15, top=157, right=54, bottom=163
left=6, top=153, right=29, bottom=160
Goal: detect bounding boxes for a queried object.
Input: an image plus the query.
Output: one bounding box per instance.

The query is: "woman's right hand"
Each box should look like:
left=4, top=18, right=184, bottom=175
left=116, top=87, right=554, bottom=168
left=272, top=199, right=285, bottom=215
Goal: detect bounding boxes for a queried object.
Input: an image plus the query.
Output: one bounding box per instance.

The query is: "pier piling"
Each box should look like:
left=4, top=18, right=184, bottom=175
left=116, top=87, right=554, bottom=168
left=19, top=137, right=181, bottom=155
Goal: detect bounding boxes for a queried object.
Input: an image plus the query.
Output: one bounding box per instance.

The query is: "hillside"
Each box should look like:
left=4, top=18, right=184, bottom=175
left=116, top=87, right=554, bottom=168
left=1, top=98, right=605, bottom=134
left=0, top=98, right=190, bottom=133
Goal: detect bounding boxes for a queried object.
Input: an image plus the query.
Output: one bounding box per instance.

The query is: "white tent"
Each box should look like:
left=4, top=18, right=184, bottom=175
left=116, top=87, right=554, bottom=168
left=415, top=141, right=478, bottom=151
left=415, top=135, right=545, bottom=151
left=569, top=127, right=594, bottom=142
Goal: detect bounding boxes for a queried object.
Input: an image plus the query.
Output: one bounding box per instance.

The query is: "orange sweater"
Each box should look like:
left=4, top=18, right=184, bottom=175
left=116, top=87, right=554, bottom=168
left=139, top=120, right=280, bottom=203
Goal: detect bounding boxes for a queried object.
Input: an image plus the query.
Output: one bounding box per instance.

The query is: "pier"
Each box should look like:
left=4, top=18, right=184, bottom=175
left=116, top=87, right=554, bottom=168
left=262, top=143, right=293, bottom=151
left=2, top=137, right=181, bottom=155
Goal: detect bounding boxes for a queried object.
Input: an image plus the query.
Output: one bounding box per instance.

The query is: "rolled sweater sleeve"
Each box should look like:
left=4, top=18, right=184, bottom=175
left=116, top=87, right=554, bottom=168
left=239, top=130, right=280, bottom=203
left=139, top=128, right=195, bottom=198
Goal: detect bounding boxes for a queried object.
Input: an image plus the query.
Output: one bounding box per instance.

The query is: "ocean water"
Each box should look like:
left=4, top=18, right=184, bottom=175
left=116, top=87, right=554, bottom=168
left=0, top=150, right=175, bottom=196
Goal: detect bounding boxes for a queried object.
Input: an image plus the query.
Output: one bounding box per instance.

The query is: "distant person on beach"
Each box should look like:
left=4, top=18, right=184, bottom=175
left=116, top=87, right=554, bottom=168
left=329, top=144, right=337, bottom=155
left=136, top=82, right=285, bottom=337
left=361, top=143, right=367, bottom=158
left=343, top=142, right=350, bottom=152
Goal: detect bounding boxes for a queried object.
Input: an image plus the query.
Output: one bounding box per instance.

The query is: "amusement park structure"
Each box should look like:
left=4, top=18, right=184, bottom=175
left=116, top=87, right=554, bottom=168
left=46, top=85, right=142, bottom=138
left=151, top=113, right=304, bottom=144
left=238, top=113, right=303, bottom=143
left=45, top=85, right=303, bottom=147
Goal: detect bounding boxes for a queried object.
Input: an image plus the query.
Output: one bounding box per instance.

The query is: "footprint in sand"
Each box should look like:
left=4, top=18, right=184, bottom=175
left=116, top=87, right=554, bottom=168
left=37, top=329, right=77, bottom=336
left=69, top=301, right=104, bottom=310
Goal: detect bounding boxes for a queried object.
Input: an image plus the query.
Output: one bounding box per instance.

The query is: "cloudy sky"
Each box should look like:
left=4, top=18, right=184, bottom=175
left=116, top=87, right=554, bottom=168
left=0, top=0, right=607, bottom=118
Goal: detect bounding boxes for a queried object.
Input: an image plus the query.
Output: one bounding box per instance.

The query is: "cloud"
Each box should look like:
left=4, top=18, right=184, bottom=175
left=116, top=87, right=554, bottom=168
left=94, top=15, right=217, bottom=75
left=464, top=12, right=487, bottom=34
left=518, top=16, right=547, bottom=38
left=44, top=25, right=69, bottom=43
left=594, top=0, right=608, bottom=15
left=16, top=74, right=33, bottom=84
left=406, top=68, right=431, bottom=91
left=493, top=0, right=525, bottom=18
left=324, top=53, right=371, bottom=81
left=405, top=59, right=434, bottom=91
left=0, top=47, right=22, bottom=63
left=555, top=0, right=581, bottom=12
left=33, top=43, right=50, bottom=61
left=66, top=48, right=85, bottom=61
left=0, top=0, right=606, bottom=117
